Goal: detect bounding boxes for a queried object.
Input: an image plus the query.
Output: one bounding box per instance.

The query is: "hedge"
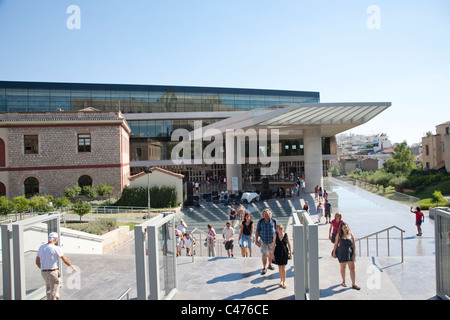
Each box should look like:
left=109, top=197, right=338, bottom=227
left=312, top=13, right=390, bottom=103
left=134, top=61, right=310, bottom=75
left=115, top=186, right=178, bottom=208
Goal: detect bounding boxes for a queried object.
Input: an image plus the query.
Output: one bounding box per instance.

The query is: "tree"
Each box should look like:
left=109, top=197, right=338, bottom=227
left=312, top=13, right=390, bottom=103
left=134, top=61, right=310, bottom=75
left=11, top=195, right=31, bottom=213
left=30, top=196, right=52, bottom=213
left=72, top=200, right=91, bottom=222
left=53, top=197, right=72, bottom=209
left=0, top=196, right=12, bottom=216
left=383, top=141, right=417, bottom=176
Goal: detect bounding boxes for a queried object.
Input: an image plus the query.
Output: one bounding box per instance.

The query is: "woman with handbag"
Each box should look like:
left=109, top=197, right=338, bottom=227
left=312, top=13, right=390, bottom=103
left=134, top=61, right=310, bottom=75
left=271, top=224, right=292, bottom=289
left=331, top=222, right=361, bottom=290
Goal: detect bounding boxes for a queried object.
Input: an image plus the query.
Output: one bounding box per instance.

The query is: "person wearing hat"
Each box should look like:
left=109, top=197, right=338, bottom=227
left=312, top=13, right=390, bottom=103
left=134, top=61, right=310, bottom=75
left=36, top=232, right=76, bottom=300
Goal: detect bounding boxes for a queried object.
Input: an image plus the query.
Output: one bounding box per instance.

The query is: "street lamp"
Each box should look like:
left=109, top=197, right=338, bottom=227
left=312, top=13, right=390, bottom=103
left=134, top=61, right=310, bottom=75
left=144, top=167, right=152, bottom=215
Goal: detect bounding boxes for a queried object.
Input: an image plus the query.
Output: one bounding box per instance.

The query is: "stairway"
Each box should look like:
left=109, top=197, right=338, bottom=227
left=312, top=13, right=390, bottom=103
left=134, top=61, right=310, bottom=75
left=178, top=198, right=295, bottom=234
left=176, top=198, right=300, bottom=258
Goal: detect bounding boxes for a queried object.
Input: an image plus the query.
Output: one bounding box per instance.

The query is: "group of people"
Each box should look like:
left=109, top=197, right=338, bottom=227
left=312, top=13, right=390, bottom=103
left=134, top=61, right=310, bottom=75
left=35, top=193, right=428, bottom=300
left=179, top=207, right=293, bottom=289
left=175, top=219, right=196, bottom=257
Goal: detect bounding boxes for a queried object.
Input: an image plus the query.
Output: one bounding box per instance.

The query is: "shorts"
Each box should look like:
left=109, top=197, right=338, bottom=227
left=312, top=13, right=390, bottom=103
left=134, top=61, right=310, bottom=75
left=416, top=220, right=422, bottom=226
left=325, top=210, right=331, bottom=218
left=260, top=241, right=273, bottom=255
left=239, top=234, right=253, bottom=249
left=230, top=216, right=236, bottom=220
left=225, top=240, right=234, bottom=250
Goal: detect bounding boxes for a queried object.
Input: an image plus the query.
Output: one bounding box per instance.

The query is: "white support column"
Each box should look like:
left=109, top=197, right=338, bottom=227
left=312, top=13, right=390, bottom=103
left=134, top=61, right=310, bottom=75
left=225, top=132, right=242, bottom=192
left=304, top=126, right=323, bottom=193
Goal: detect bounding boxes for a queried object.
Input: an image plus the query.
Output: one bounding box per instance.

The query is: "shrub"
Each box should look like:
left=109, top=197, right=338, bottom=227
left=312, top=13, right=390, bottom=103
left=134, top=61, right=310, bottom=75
left=69, top=218, right=118, bottom=235
left=95, top=182, right=113, bottom=199
left=82, top=218, right=117, bottom=235
left=432, top=190, right=446, bottom=204
left=116, top=186, right=178, bottom=208
left=0, top=196, right=12, bottom=216
left=329, top=167, right=340, bottom=177
left=11, top=195, right=30, bottom=212
left=53, top=197, right=72, bottom=209
left=30, top=196, right=52, bottom=213
left=81, top=185, right=97, bottom=198
left=65, top=185, right=82, bottom=199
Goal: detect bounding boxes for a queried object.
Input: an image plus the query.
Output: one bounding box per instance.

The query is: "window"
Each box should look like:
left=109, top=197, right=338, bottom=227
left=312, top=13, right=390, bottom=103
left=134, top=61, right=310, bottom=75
left=24, top=135, right=39, bottom=154
left=425, top=145, right=429, bottom=156
left=78, top=175, right=93, bottom=188
left=78, top=134, right=91, bottom=152
left=24, top=177, right=39, bottom=198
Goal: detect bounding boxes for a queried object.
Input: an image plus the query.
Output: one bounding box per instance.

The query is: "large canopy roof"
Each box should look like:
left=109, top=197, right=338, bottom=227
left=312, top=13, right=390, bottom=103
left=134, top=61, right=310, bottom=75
left=193, top=102, right=391, bottom=139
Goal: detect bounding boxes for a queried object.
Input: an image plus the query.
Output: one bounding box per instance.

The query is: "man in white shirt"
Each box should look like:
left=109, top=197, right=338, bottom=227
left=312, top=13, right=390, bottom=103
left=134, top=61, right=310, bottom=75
left=177, top=219, right=187, bottom=234
left=222, top=222, right=234, bottom=257
left=36, top=232, right=76, bottom=300
left=183, top=232, right=196, bottom=256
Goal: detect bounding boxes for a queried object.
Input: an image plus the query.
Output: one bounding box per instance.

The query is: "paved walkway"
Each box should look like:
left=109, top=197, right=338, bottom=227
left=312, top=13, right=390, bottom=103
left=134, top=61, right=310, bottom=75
left=55, top=177, right=439, bottom=300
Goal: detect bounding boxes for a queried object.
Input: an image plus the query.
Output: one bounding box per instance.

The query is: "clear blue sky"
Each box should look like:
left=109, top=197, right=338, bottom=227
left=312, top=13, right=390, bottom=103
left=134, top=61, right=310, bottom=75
left=0, top=0, right=449, bottom=145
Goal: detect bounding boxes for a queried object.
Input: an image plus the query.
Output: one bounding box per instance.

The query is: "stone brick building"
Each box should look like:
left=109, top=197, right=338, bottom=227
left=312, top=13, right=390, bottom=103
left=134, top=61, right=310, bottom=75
left=0, top=109, right=130, bottom=199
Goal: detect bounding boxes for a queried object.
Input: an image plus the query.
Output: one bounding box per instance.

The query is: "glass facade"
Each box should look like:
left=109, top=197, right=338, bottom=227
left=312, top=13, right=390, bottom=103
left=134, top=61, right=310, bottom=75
left=0, top=81, right=319, bottom=114
left=0, top=81, right=327, bottom=182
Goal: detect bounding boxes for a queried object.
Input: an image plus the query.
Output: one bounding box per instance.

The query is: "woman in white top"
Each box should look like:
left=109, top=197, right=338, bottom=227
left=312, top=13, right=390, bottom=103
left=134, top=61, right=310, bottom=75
left=177, top=219, right=187, bottom=234
left=316, top=202, right=323, bottom=224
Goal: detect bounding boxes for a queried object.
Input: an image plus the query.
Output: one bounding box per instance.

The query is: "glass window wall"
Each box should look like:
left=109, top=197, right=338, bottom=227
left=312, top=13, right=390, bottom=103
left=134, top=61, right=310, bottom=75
left=0, top=82, right=320, bottom=113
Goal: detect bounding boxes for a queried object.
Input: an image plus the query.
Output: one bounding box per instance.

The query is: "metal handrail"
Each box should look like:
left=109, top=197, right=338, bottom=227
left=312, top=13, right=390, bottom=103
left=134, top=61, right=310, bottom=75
left=117, top=287, right=132, bottom=300
left=355, top=225, right=405, bottom=263
left=189, top=227, right=223, bottom=260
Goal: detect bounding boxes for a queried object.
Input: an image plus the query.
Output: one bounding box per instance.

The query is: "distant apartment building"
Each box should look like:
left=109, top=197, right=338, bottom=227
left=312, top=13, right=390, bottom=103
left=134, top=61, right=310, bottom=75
left=337, top=133, right=392, bottom=156
left=422, top=121, right=450, bottom=172
left=337, top=133, right=394, bottom=172
left=0, top=109, right=131, bottom=199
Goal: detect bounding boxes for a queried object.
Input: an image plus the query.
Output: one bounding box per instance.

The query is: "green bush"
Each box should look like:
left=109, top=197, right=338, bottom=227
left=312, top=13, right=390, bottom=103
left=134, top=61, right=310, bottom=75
left=81, top=185, right=97, bottom=198
left=115, top=186, right=178, bottom=208
left=65, top=185, right=82, bottom=199
left=11, top=195, right=30, bottom=212
left=69, top=218, right=118, bottom=235
left=432, top=190, right=446, bottom=203
left=329, top=167, right=340, bottom=177
left=30, top=195, right=52, bottom=213
left=0, top=196, right=12, bottom=216
left=408, top=170, right=449, bottom=189
left=389, top=176, right=410, bottom=192
left=95, top=182, right=113, bottom=198
left=53, top=197, right=72, bottom=209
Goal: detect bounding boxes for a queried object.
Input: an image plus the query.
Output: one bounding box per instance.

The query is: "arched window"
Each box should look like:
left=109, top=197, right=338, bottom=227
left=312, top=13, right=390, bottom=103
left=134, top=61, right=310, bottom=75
left=24, top=177, right=39, bottom=198
left=78, top=175, right=93, bottom=188
left=0, top=182, right=6, bottom=196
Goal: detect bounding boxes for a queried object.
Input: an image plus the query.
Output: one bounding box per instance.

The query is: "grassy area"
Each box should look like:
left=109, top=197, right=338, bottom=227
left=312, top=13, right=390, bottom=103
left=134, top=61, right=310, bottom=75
left=405, top=179, right=450, bottom=209
left=406, top=179, right=450, bottom=199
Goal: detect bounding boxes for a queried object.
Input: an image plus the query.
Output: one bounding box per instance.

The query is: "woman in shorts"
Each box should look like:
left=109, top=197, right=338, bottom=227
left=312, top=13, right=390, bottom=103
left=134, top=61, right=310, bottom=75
left=239, top=212, right=254, bottom=257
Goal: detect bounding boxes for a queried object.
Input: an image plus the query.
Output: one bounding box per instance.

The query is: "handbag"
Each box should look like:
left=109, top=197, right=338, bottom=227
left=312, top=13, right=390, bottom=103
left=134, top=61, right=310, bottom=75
left=331, top=249, right=336, bottom=258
